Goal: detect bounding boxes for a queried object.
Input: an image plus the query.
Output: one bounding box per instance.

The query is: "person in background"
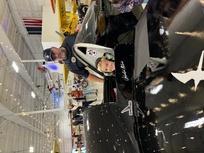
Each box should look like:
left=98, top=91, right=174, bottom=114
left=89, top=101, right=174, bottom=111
left=109, top=0, right=144, bottom=13
left=72, top=120, right=83, bottom=126
left=68, top=89, right=98, bottom=98
left=73, top=97, right=86, bottom=101
left=72, top=132, right=81, bottom=138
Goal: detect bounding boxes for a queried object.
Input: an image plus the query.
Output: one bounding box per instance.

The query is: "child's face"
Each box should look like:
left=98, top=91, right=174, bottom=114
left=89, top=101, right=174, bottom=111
left=101, top=59, right=115, bottom=72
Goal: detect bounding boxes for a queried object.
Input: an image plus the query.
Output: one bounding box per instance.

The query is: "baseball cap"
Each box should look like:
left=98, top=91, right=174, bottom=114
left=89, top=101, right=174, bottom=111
left=43, top=48, right=53, bottom=61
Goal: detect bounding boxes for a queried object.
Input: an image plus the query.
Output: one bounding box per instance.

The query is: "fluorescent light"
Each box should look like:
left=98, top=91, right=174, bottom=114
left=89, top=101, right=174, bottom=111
left=12, top=61, right=19, bottom=73
left=31, top=91, right=35, bottom=98
left=29, top=146, right=34, bottom=152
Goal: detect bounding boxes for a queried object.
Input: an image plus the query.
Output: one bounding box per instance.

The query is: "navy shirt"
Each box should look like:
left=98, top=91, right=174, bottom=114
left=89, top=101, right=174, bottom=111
left=61, top=33, right=89, bottom=78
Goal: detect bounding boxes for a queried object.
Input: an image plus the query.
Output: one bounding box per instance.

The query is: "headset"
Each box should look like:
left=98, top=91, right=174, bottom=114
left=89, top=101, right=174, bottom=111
left=103, top=52, right=114, bottom=61
left=95, top=52, right=115, bottom=76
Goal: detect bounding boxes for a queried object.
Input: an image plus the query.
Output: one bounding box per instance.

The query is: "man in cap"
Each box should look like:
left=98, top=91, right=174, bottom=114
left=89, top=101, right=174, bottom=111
left=43, top=32, right=104, bottom=83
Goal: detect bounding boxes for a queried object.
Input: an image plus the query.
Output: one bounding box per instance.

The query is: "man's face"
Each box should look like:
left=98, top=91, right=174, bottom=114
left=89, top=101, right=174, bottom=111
left=68, top=105, right=73, bottom=109
left=51, top=47, right=66, bottom=62
left=101, top=59, right=115, bottom=72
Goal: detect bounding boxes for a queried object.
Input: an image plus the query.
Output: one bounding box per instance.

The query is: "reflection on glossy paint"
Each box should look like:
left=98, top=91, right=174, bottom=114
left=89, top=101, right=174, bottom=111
left=176, top=115, right=184, bottom=119
left=184, top=116, right=204, bottom=128
left=154, top=107, right=162, bottom=112
left=160, top=103, right=169, bottom=108
left=178, top=92, right=186, bottom=98
left=176, top=31, right=204, bottom=40
left=196, top=110, right=204, bottom=115
left=190, top=86, right=199, bottom=91
left=200, top=0, right=204, bottom=5
left=172, top=132, right=180, bottom=136
left=86, top=119, right=90, bottom=131
left=165, top=123, right=172, bottom=126
left=150, top=84, right=163, bottom=94
left=168, top=98, right=178, bottom=104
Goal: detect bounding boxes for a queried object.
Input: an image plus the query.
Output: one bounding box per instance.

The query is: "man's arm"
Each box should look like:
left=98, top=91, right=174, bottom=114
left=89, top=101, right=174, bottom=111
left=87, top=73, right=104, bottom=83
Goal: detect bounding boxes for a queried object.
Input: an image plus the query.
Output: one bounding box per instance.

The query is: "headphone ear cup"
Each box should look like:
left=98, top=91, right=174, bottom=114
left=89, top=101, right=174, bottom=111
left=103, top=53, right=114, bottom=61
left=104, top=72, right=113, bottom=76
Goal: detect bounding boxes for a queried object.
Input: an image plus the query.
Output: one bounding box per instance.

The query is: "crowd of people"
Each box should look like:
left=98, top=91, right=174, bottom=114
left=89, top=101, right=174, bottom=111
left=68, top=95, right=98, bottom=150
left=68, top=86, right=98, bottom=127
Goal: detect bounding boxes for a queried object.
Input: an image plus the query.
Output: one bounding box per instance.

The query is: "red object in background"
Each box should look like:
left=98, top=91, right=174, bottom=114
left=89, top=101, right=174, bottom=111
left=49, top=86, right=55, bottom=91
left=38, top=67, right=46, bottom=71
left=77, top=137, right=82, bottom=142
left=70, top=90, right=83, bottom=98
left=50, top=0, right=56, bottom=13
left=23, top=18, right=42, bottom=26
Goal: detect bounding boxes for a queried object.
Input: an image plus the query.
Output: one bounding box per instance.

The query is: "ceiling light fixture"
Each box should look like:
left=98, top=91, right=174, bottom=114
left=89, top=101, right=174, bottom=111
left=12, top=61, right=19, bottom=73
left=31, top=91, right=35, bottom=98
left=29, top=146, right=34, bottom=153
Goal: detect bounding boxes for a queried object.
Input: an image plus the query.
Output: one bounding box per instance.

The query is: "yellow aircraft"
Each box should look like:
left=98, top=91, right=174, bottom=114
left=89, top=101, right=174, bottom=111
left=57, top=0, right=79, bottom=36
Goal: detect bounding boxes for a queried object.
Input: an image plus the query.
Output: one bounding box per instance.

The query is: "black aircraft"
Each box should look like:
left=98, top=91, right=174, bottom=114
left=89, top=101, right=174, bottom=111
left=72, top=0, right=204, bottom=152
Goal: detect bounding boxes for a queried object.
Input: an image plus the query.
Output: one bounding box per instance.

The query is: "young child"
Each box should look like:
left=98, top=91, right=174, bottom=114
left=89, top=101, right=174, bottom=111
left=95, top=44, right=135, bottom=99
left=95, top=44, right=168, bottom=80
left=96, top=44, right=134, bottom=83
left=96, top=55, right=115, bottom=74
